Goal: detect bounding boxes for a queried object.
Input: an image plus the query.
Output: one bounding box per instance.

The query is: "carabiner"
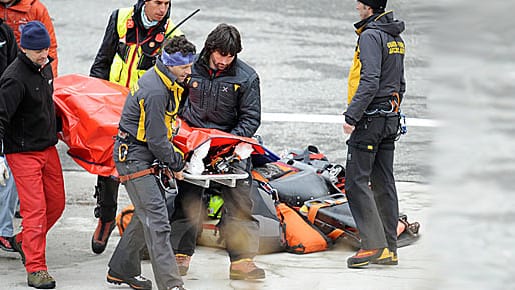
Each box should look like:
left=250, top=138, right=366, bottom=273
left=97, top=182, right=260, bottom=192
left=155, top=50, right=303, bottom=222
left=118, top=143, right=129, bottom=162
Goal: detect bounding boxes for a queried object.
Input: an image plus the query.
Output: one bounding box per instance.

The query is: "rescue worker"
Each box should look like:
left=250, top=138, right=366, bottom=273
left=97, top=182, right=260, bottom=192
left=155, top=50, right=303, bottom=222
left=170, top=23, right=265, bottom=280
left=343, top=0, right=406, bottom=268
left=106, top=35, right=194, bottom=290
left=0, top=20, right=66, bottom=289
left=0, top=0, right=59, bottom=77
left=0, top=17, right=18, bottom=253
left=89, top=0, right=182, bottom=255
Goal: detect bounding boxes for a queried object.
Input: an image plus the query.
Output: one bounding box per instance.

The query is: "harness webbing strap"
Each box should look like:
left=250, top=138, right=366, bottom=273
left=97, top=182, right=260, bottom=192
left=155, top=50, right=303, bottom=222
left=119, top=167, right=156, bottom=183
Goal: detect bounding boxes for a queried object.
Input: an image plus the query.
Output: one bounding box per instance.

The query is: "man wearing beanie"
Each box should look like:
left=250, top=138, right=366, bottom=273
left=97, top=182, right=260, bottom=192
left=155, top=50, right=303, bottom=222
left=343, top=0, right=406, bottom=268
left=88, top=0, right=183, bottom=256
left=0, top=20, right=65, bottom=289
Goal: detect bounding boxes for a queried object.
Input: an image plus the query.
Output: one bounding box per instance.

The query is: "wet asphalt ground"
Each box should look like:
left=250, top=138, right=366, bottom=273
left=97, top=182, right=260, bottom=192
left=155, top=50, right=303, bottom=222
left=2, top=0, right=514, bottom=289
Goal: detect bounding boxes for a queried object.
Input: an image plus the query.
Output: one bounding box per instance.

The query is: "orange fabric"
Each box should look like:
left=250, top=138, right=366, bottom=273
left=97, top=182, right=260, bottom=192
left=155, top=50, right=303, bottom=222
left=276, top=203, right=329, bottom=254
left=115, top=204, right=134, bottom=236
left=0, top=0, right=59, bottom=77
left=172, top=120, right=265, bottom=158
left=53, top=74, right=266, bottom=177
left=53, top=74, right=129, bottom=177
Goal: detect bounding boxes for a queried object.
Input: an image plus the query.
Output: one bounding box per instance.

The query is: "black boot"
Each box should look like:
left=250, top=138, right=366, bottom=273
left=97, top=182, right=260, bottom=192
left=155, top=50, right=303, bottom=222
left=91, top=175, right=119, bottom=254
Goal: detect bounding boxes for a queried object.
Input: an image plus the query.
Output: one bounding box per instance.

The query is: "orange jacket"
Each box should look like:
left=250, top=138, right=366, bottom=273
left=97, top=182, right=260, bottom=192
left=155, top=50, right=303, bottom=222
left=0, top=0, right=58, bottom=76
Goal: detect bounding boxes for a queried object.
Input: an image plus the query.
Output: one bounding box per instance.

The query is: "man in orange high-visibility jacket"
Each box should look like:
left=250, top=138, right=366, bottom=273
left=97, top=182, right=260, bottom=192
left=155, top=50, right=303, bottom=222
left=0, top=0, right=59, bottom=77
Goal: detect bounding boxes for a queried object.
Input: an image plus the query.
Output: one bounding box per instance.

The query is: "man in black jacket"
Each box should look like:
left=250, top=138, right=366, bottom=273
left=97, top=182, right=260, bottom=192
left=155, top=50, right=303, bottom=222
left=170, top=23, right=265, bottom=280
left=89, top=0, right=182, bottom=255
left=0, top=20, right=65, bottom=289
left=343, top=0, right=406, bottom=268
left=0, top=17, right=19, bottom=253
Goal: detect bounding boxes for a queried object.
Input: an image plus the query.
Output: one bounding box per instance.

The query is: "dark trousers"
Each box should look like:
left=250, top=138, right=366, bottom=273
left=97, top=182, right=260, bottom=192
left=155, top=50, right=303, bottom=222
left=110, top=158, right=183, bottom=290
left=94, top=175, right=119, bottom=222
left=170, top=159, right=259, bottom=261
left=345, top=114, right=400, bottom=251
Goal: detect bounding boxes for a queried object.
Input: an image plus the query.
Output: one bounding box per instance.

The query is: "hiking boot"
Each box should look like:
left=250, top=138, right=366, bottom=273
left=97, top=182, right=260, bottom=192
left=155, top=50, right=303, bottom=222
left=372, top=250, right=398, bottom=265
left=0, top=236, right=15, bottom=252
left=107, top=269, right=152, bottom=290
left=347, top=247, right=393, bottom=268
left=27, top=270, right=56, bottom=289
left=229, top=258, right=265, bottom=280
left=91, top=219, right=116, bottom=254
left=175, top=254, right=191, bottom=276
left=11, top=234, right=26, bottom=265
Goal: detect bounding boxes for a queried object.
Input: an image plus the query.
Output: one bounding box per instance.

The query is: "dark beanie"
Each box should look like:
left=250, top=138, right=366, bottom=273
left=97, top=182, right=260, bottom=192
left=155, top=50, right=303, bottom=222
left=20, top=21, right=50, bottom=50
left=359, top=0, right=387, bottom=10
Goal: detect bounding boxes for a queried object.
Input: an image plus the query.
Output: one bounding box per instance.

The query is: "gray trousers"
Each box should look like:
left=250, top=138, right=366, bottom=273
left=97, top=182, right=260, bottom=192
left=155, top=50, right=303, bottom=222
left=109, top=159, right=183, bottom=290
left=345, top=114, right=400, bottom=251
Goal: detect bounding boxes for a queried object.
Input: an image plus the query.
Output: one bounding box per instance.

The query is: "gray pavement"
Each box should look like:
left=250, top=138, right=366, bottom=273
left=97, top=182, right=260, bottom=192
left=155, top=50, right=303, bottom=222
left=0, top=170, right=433, bottom=290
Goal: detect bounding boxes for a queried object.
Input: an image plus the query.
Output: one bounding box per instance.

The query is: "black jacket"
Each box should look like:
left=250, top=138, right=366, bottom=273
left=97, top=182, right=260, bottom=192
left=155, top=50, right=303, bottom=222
left=181, top=49, right=261, bottom=137
left=345, top=11, right=406, bottom=124
left=0, top=18, right=18, bottom=76
left=89, top=0, right=171, bottom=80
left=0, top=52, right=57, bottom=154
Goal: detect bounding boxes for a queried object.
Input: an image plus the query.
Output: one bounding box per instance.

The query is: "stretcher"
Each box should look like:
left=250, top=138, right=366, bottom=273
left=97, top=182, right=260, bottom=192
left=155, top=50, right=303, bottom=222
left=302, top=193, right=420, bottom=248
left=183, top=168, right=248, bottom=188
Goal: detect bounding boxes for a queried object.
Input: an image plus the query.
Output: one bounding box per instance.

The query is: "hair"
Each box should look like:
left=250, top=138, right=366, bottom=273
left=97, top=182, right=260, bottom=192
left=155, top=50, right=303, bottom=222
left=204, top=23, right=242, bottom=56
left=163, top=35, right=196, bottom=56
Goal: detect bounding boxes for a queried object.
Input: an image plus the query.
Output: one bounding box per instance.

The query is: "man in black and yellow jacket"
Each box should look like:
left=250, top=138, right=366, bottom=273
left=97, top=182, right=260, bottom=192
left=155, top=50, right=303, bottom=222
left=89, top=0, right=182, bottom=255
left=343, top=0, right=406, bottom=268
left=107, top=35, right=194, bottom=290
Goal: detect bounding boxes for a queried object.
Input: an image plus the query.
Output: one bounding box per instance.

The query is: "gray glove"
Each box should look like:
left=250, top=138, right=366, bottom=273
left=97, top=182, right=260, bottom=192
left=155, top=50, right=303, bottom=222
left=0, top=156, right=10, bottom=186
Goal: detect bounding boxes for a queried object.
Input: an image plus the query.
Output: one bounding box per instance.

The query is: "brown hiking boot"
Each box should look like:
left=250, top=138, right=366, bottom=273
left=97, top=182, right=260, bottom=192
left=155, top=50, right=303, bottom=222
left=27, top=270, right=56, bottom=289
left=347, top=247, right=393, bottom=268
left=229, top=258, right=265, bottom=280
left=91, top=219, right=115, bottom=254
left=11, top=234, right=25, bottom=265
left=107, top=269, right=152, bottom=290
left=175, top=254, right=191, bottom=276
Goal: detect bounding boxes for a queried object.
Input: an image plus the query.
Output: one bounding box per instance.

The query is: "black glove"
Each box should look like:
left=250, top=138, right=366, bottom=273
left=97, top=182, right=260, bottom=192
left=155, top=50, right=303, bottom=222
left=168, top=151, right=185, bottom=172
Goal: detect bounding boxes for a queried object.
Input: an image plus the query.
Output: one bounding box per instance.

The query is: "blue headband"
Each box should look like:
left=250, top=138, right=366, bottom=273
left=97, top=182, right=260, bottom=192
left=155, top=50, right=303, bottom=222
left=162, top=51, right=195, bottom=66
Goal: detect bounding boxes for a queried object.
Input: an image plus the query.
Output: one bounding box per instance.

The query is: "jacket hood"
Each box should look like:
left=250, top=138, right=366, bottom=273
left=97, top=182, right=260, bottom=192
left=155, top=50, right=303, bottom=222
left=1, top=0, right=31, bottom=12
left=134, top=0, right=171, bottom=28
left=355, top=11, right=405, bottom=37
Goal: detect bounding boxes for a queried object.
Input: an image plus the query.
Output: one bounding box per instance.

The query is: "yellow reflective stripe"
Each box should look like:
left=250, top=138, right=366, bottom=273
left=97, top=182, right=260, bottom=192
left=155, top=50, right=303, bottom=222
left=173, top=145, right=184, bottom=158
left=137, top=99, right=147, bottom=142
left=164, top=112, right=174, bottom=140
left=347, top=46, right=361, bottom=104
left=116, top=7, right=133, bottom=38
left=155, top=65, right=184, bottom=116
left=234, top=84, right=240, bottom=92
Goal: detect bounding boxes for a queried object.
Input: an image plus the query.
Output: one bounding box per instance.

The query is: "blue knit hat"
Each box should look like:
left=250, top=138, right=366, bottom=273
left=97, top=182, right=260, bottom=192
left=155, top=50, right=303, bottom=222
left=20, top=21, right=50, bottom=50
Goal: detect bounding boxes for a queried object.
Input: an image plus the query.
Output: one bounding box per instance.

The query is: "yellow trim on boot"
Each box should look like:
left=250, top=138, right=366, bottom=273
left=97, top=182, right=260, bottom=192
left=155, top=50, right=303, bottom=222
left=231, top=258, right=253, bottom=265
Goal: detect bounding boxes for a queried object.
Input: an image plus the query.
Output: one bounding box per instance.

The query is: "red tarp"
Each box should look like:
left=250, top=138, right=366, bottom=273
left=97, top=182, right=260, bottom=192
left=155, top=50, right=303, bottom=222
left=53, top=74, right=263, bottom=177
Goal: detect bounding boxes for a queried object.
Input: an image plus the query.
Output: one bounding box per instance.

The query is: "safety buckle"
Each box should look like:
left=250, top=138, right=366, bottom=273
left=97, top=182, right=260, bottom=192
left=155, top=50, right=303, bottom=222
left=118, top=143, right=128, bottom=162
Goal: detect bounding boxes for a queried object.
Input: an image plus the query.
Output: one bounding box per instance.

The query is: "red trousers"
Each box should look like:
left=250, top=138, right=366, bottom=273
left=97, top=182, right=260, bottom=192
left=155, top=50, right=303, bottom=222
left=6, top=146, right=65, bottom=273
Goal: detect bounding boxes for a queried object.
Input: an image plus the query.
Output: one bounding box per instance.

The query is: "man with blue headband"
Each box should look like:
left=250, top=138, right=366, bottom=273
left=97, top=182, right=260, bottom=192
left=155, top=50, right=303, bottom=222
left=106, top=35, right=195, bottom=290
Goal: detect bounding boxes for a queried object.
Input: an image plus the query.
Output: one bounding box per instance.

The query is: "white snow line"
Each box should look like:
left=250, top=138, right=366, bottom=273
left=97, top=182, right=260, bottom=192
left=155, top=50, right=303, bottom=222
left=262, top=113, right=440, bottom=127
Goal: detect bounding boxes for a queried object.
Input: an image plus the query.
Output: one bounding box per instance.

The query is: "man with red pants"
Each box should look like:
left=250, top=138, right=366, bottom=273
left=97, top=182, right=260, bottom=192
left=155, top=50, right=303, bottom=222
left=0, top=21, right=65, bottom=289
